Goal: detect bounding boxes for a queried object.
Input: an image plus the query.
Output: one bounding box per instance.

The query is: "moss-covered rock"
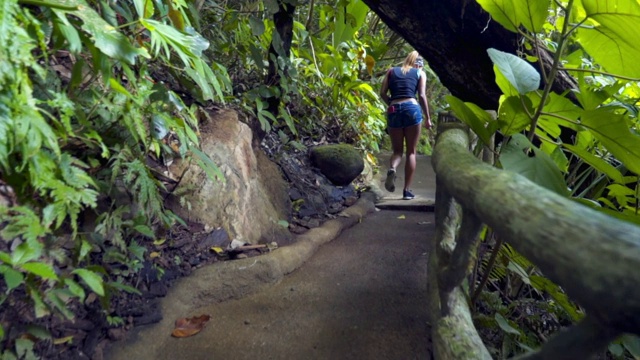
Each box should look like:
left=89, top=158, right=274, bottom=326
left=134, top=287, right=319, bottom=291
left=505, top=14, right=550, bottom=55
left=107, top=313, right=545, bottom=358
left=309, top=144, right=364, bottom=186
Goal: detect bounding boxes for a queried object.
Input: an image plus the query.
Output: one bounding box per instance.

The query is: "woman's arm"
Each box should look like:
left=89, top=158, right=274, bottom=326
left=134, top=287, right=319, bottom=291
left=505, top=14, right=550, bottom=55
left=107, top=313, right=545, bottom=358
left=417, top=70, right=432, bottom=128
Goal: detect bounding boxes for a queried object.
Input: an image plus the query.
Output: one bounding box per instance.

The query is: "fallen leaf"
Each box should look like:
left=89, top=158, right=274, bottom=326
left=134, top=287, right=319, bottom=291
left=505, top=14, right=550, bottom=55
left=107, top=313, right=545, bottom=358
left=210, top=246, right=225, bottom=254
left=171, top=315, right=211, bottom=338
left=397, top=215, right=406, bottom=219
left=418, top=221, right=431, bottom=225
left=149, top=251, right=161, bottom=259
left=53, top=336, right=74, bottom=345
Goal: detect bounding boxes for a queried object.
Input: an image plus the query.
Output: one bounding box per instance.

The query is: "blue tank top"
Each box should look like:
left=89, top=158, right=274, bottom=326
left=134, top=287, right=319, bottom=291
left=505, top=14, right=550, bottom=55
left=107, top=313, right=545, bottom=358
left=388, top=67, right=420, bottom=100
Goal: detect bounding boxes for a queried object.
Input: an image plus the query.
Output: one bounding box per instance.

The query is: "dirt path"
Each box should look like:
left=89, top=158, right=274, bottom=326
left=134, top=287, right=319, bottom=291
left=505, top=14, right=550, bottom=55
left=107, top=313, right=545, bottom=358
left=106, top=154, right=436, bottom=360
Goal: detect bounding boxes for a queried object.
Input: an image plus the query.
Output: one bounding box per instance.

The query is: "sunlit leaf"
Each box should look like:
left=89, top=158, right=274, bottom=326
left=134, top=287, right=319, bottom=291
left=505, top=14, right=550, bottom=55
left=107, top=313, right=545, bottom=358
left=577, top=0, right=640, bottom=78
left=497, top=95, right=533, bottom=135
left=477, top=0, right=551, bottom=33
left=48, top=0, right=150, bottom=65
left=581, top=108, right=640, bottom=175
left=0, top=265, right=24, bottom=291
left=21, top=262, right=59, bottom=281
left=488, top=48, right=540, bottom=95
left=72, top=268, right=104, bottom=296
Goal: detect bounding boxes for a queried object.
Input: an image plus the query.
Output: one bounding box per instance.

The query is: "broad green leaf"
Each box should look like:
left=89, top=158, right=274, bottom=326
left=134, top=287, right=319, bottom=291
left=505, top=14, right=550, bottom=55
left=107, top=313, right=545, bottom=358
left=563, top=144, right=624, bottom=183
left=46, top=289, right=75, bottom=319
left=64, top=278, right=86, bottom=299
left=52, top=12, right=82, bottom=53
left=29, top=289, right=50, bottom=318
left=11, top=242, right=43, bottom=266
left=0, top=265, right=24, bottom=291
left=72, top=269, right=104, bottom=296
left=26, top=325, right=51, bottom=340
left=15, top=338, right=36, bottom=360
left=249, top=16, right=265, bottom=36
left=21, top=262, right=59, bottom=281
left=495, top=313, right=521, bottom=335
left=142, top=19, right=208, bottom=66
left=500, top=134, right=569, bottom=196
left=477, top=0, right=550, bottom=33
left=573, top=73, right=616, bottom=111
left=497, top=95, right=533, bottom=135
left=446, top=95, right=493, bottom=146
left=0, top=252, right=10, bottom=264
left=622, top=334, right=640, bottom=358
left=134, top=224, right=155, bottom=238
left=543, top=143, right=569, bottom=173
left=48, top=0, right=150, bottom=65
left=494, top=64, right=523, bottom=99
left=576, top=0, right=640, bottom=78
left=535, top=92, right=582, bottom=135
left=488, top=48, right=540, bottom=95
left=609, top=343, right=625, bottom=357
left=607, top=184, right=634, bottom=207
left=133, top=0, right=154, bottom=18
left=109, top=78, right=132, bottom=97
left=166, top=0, right=185, bottom=31
left=334, top=0, right=368, bottom=47
left=581, top=108, right=640, bottom=175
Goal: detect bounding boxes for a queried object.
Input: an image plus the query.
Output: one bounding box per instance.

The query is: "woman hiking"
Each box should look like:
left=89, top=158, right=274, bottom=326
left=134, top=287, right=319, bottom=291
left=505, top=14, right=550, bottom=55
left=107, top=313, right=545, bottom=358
left=379, top=50, right=432, bottom=200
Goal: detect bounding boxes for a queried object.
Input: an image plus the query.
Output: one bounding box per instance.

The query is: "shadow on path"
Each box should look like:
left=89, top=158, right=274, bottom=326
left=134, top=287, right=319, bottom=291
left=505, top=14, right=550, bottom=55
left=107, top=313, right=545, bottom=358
left=106, top=155, right=436, bottom=360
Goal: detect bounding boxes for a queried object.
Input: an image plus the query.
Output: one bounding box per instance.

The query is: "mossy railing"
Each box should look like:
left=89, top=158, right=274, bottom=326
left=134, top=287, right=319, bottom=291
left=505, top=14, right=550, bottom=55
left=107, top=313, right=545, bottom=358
left=429, top=114, right=640, bottom=359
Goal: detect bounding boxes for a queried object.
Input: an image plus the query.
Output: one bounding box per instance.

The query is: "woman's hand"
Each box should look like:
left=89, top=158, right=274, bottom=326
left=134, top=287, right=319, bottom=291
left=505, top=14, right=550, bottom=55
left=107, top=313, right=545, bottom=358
left=424, top=118, right=433, bottom=129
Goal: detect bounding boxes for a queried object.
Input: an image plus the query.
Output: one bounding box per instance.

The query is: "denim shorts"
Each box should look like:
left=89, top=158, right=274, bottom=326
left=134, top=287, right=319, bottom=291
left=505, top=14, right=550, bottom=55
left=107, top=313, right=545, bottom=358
left=386, top=102, right=423, bottom=128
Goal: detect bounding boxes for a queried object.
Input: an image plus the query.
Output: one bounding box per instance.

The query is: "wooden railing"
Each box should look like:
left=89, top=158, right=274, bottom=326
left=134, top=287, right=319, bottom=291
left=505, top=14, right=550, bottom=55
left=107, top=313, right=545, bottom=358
left=429, top=113, right=640, bottom=359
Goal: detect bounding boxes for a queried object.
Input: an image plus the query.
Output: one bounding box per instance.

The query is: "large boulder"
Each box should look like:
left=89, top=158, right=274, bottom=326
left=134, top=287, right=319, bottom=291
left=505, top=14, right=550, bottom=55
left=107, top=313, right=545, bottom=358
left=165, top=109, right=292, bottom=246
left=309, top=144, right=364, bottom=186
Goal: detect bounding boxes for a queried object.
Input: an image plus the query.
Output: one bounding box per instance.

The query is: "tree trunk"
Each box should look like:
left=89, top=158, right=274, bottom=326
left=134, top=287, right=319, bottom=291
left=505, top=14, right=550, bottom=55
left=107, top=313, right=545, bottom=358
left=266, top=1, right=295, bottom=117
left=361, top=0, right=575, bottom=110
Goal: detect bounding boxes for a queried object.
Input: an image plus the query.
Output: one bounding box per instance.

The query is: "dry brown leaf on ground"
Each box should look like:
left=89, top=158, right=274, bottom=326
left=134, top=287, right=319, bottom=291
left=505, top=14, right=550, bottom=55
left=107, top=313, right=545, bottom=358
left=171, top=314, right=211, bottom=338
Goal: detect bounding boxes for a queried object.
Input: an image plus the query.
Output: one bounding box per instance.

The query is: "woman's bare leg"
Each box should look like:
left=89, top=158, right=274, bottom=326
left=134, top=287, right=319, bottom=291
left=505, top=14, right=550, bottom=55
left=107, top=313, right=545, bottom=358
left=388, top=127, right=404, bottom=170
left=403, top=123, right=421, bottom=190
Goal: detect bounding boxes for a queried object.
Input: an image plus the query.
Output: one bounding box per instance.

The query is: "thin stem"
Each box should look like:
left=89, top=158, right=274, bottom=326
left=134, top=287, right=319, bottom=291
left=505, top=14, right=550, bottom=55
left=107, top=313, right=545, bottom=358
left=560, top=67, right=640, bottom=82
left=527, top=0, right=575, bottom=141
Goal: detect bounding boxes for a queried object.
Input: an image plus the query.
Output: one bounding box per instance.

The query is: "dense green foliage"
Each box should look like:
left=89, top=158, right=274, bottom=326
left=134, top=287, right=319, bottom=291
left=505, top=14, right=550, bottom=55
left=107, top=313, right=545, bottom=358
left=447, top=1, right=640, bottom=358
left=0, top=0, right=445, bottom=357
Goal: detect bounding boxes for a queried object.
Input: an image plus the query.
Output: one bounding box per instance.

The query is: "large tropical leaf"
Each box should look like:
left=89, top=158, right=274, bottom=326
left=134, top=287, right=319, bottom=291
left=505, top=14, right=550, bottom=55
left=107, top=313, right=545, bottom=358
left=334, top=0, right=368, bottom=46
left=446, top=95, right=494, bottom=146
left=497, top=95, right=534, bottom=135
left=581, top=107, right=640, bottom=175
left=476, top=0, right=551, bottom=33
left=576, top=0, right=640, bottom=78
left=500, top=133, right=569, bottom=196
left=488, top=48, right=540, bottom=95
left=47, top=0, right=150, bottom=65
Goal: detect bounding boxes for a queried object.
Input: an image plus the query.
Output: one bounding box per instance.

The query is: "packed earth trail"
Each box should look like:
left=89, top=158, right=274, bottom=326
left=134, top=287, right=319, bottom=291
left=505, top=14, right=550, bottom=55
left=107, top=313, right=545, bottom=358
left=105, top=154, right=437, bottom=360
